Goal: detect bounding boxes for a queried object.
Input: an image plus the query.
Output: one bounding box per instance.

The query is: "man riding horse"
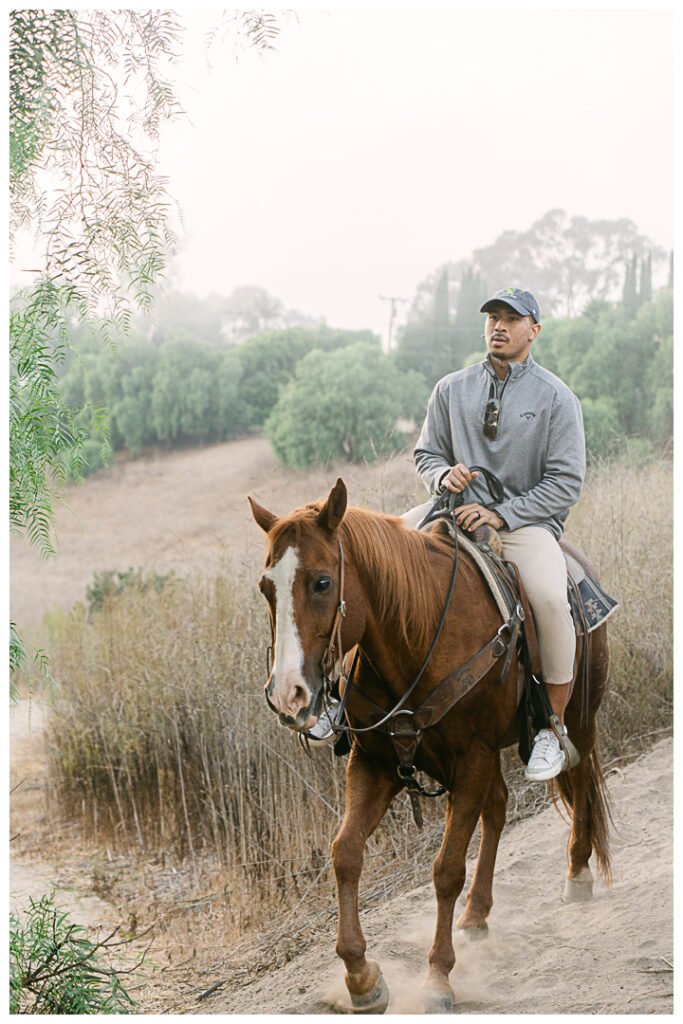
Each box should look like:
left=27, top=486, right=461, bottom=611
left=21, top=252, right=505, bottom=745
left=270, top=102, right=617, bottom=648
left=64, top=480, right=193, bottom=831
left=312, top=286, right=584, bottom=783
left=250, top=286, right=615, bottom=1011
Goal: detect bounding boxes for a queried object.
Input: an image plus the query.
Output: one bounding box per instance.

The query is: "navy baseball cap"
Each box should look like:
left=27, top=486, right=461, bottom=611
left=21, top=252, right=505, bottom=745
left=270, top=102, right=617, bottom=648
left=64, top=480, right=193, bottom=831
left=480, top=288, right=540, bottom=323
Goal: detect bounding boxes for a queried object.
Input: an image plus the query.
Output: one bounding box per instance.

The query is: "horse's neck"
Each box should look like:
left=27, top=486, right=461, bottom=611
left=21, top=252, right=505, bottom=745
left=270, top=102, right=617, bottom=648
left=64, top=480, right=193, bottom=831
left=352, top=538, right=499, bottom=696
left=353, top=553, right=442, bottom=685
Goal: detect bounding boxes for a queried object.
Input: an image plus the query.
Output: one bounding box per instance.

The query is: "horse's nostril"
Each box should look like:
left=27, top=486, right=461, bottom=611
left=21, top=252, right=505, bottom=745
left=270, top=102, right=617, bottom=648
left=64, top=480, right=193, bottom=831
left=292, top=684, right=308, bottom=708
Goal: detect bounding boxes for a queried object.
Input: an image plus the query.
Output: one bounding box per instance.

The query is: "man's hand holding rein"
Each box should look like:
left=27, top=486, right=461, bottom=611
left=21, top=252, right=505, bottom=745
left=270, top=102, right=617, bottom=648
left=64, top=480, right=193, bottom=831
left=455, top=503, right=504, bottom=531
left=440, top=463, right=504, bottom=531
left=440, top=462, right=479, bottom=494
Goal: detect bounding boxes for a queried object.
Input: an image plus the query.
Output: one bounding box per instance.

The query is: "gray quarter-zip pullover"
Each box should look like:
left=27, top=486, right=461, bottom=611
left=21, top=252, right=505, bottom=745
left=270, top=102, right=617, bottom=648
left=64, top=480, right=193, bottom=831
left=413, top=353, right=585, bottom=539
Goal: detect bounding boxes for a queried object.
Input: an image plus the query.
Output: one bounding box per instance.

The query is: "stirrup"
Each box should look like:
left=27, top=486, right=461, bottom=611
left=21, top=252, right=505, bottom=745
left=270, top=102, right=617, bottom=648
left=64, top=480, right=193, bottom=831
left=549, top=713, right=580, bottom=770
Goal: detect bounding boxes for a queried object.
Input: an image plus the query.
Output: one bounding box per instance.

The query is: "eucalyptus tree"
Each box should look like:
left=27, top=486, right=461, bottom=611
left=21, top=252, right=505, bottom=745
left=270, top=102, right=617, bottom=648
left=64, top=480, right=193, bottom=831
left=265, top=342, right=428, bottom=469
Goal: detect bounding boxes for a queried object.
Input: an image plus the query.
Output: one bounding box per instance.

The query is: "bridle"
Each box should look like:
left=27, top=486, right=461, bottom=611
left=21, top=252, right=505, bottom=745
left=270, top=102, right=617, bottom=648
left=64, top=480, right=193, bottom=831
left=316, top=516, right=462, bottom=738
left=320, top=539, right=347, bottom=688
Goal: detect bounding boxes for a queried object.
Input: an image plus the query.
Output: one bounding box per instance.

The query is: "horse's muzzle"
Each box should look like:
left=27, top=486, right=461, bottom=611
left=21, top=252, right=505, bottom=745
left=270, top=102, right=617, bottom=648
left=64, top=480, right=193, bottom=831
left=264, top=678, right=316, bottom=732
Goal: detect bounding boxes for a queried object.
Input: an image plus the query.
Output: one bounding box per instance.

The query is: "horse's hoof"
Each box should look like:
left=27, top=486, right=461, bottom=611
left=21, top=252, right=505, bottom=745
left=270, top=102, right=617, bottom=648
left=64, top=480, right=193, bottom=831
left=420, top=982, right=456, bottom=1014
left=349, top=971, right=389, bottom=1014
left=456, top=921, right=489, bottom=941
left=424, top=990, right=455, bottom=1014
left=563, top=868, right=594, bottom=903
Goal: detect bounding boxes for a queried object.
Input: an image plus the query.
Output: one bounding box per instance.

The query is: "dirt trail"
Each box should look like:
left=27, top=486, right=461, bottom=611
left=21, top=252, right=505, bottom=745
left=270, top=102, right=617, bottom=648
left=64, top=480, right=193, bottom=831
left=10, top=699, right=115, bottom=930
left=205, top=737, right=672, bottom=1015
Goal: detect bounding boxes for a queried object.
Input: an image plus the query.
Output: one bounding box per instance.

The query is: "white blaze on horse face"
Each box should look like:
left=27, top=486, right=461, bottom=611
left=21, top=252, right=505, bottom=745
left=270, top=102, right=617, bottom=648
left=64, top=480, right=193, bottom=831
left=264, top=545, right=312, bottom=718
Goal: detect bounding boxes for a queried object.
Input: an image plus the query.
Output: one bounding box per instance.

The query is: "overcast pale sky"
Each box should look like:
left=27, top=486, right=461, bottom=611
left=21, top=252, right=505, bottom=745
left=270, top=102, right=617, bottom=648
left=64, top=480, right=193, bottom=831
left=158, top=6, right=673, bottom=339
left=11, top=5, right=675, bottom=342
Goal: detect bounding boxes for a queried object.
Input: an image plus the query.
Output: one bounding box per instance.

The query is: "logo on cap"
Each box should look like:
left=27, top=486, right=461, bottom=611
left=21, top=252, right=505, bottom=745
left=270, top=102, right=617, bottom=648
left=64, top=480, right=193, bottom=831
left=480, top=288, right=540, bottom=323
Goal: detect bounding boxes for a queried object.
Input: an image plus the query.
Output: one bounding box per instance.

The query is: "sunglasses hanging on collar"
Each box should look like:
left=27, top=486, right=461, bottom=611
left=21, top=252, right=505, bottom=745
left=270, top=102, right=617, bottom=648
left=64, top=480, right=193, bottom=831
left=483, top=374, right=509, bottom=441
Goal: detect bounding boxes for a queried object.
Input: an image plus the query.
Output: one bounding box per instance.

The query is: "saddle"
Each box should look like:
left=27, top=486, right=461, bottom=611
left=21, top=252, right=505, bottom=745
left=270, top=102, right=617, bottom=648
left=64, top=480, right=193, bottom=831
left=430, top=520, right=617, bottom=663
left=428, top=517, right=541, bottom=691
left=422, top=513, right=618, bottom=765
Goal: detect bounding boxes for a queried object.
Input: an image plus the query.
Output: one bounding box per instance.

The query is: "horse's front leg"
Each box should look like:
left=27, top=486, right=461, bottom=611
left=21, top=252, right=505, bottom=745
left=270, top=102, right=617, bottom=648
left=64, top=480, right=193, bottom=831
left=332, top=744, right=400, bottom=1013
left=424, top=742, right=495, bottom=1012
left=456, top=749, right=507, bottom=933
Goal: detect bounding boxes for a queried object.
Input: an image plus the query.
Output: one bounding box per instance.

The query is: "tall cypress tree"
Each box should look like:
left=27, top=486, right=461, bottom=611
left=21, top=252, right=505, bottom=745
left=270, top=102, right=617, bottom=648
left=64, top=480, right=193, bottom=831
left=622, top=254, right=639, bottom=317
left=638, top=251, right=652, bottom=305
left=453, top=267, right=488, bottom=367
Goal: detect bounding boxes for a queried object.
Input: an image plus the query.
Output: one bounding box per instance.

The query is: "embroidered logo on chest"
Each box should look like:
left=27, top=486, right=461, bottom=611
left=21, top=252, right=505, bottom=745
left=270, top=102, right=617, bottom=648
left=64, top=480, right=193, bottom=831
left=520, top=411, right=536, bottom=420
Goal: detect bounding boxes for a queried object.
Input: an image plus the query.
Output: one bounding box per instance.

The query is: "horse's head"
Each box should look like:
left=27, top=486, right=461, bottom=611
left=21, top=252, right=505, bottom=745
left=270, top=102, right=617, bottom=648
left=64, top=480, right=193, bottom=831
left=249, top=478, right=350, bottom=733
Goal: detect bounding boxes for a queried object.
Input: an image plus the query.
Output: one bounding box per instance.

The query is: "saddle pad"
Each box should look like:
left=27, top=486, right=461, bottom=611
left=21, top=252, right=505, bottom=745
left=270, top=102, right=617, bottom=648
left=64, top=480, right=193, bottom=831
left=565, top=560, right=619, bottom=633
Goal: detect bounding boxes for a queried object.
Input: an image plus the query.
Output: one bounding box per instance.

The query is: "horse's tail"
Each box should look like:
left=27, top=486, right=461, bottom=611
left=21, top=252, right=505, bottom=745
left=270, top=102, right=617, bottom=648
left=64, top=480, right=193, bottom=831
left=548, top=742, right=614, bottom=887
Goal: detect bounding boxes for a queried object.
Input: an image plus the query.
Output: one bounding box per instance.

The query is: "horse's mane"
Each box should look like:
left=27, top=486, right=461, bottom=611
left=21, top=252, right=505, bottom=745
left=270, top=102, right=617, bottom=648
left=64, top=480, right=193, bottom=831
left=340, top=507, right=454, bottom=651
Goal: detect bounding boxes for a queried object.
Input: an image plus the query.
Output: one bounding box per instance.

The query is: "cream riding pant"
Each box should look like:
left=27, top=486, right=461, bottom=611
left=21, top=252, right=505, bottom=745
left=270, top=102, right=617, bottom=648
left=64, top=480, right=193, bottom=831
left=498, top=525, right=575, bottom=685
left=401, top=505, right=575, bottom=685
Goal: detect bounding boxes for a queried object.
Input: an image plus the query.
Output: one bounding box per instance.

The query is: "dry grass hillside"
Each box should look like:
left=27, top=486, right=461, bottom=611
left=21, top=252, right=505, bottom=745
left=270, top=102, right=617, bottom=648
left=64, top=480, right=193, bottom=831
left=10, top=435, right=421, bottom=631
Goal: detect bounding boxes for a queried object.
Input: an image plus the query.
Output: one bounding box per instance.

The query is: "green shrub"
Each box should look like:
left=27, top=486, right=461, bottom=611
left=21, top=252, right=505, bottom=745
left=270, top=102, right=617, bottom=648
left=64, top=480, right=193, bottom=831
left=85, top=567, right=179, bottom=616
left=236, top=326, right=380, bottom=427
left=265, top=343, right=428, bottom=468
left=10, top=893, right=141, bottom=1014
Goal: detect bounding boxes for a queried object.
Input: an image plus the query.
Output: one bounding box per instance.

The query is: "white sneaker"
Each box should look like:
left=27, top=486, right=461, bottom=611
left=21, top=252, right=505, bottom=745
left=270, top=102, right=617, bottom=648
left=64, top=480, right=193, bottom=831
left=524, top=727, right=567, bottom=781
left=306, top=704, right=339, bottom=745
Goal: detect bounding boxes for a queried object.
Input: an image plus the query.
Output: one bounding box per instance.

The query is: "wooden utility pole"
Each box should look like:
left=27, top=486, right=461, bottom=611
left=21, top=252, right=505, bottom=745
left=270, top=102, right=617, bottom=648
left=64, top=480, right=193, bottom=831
left=379, top=294, right=408, bottom=352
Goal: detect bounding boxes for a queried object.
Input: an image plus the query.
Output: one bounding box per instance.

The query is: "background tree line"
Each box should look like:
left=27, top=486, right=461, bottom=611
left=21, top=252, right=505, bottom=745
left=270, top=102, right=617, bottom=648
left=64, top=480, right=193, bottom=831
left=54, top=275, right=672, bottom=476
left=395, top=227, right=672, bottom=460
left=402, top=209, right=670, bottom=328
left=56, top=321, right=426, bottom=471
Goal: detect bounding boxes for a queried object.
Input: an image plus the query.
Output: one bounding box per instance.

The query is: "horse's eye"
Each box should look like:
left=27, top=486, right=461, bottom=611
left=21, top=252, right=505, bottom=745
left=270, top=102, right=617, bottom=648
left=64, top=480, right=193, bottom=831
left=314, top=577, right=331, bottom=593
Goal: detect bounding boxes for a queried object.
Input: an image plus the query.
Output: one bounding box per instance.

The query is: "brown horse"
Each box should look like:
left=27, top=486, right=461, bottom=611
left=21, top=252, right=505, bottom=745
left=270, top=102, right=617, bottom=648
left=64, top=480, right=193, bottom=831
left=249, top=478, right=612, bottom=1013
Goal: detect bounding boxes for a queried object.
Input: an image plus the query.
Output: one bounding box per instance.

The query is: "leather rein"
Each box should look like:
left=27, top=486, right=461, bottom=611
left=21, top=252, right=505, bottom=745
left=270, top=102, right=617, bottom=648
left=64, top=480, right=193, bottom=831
left=308, top=473, right=524, bottom=825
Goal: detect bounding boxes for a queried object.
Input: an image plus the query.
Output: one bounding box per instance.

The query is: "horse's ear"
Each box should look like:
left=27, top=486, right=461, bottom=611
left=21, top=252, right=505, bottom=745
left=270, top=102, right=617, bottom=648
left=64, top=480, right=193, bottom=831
left=248, top=496, right=279, bottom=534
left=317, top=478, right=347, bottom=533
